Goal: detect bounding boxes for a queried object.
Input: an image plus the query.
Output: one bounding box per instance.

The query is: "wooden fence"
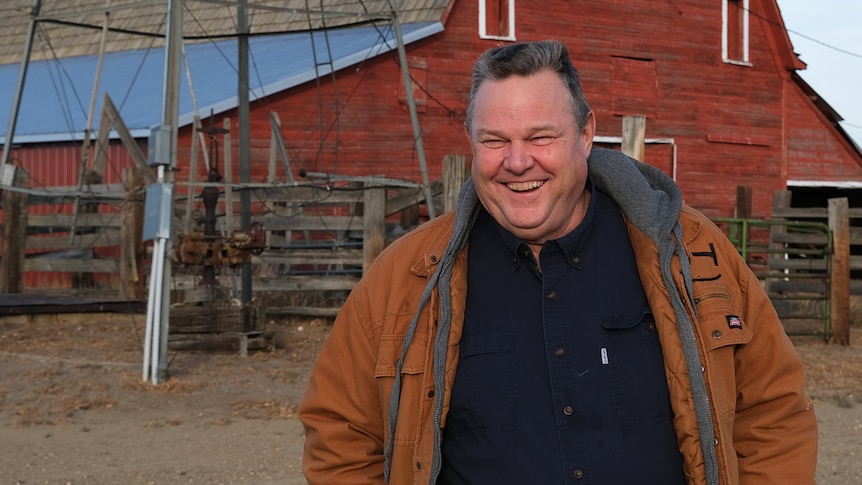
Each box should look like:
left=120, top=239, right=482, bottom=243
left=0, top=155, right=469, bottom=318
left=714, top=190, right=857, bottom=344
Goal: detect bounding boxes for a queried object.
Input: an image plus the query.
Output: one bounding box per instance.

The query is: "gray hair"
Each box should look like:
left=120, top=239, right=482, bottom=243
left=465, top=40, right=591, bottom=135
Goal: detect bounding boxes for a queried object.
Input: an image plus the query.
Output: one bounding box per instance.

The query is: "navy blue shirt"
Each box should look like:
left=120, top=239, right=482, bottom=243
left=439, top=187, right=686, bottom=485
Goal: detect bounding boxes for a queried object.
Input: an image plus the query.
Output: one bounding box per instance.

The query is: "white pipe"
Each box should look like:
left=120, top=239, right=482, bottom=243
left=149, top=237, right=167, bottom=384
left=142, top=255, right=157, bottom=380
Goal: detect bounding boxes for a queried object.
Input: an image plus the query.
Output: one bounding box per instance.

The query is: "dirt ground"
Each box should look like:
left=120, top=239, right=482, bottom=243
left=1, top=312, right=860, bottom=485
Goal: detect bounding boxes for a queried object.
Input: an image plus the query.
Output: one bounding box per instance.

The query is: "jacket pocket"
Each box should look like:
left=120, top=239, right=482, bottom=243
left=693, top=280, right=753, bottom=351
left=693, top=280, right=753, bottom=421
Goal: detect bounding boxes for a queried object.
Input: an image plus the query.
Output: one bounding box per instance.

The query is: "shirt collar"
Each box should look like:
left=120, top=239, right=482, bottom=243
left=484, top=177, right=600, bottom=271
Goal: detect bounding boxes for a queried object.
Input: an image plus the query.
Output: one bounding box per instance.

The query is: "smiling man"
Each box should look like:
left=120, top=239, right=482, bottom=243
left=299, top=40, right=818, bottom=485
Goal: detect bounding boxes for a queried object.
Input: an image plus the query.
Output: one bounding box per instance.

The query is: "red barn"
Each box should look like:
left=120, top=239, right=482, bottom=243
left=1, top=0, right=860, bottom=291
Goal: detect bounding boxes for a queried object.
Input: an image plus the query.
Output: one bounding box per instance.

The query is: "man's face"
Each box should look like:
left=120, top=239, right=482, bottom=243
left=467, top=70, right=595, bottom=245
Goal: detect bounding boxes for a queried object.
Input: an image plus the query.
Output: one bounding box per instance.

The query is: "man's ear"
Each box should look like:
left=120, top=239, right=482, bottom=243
left=581, top=111, right=596, bottom=151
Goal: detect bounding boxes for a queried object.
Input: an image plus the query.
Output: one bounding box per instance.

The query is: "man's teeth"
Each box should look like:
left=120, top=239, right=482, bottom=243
left=507, top=181, right=544, bottom=191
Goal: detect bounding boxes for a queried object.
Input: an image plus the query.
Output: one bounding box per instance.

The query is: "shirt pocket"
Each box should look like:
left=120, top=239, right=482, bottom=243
left=445, top=328, right=517, bottom=434
left=600, top=310, right=675, bottom=424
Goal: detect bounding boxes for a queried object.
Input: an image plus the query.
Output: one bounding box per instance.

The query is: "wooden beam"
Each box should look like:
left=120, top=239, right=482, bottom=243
left=363, top=184, right=386, bottom=272
left=121, top=167, right=146, bottom=300
left=101, top=94, right=155, bottom=184
left=829, top=197, right=851, bottom=345
left=25, top=230, right=121, bottom=250
left=621, top=115, right=646, bottom=162
left=24, top=258, right=117, bottom=273
left=26, top=212, right=123, bottom=228
left=735, top=185, right=752, bottom=218
left=443, top=154, right=467, bottom=214
left=1, top=168, right=29, bottom=293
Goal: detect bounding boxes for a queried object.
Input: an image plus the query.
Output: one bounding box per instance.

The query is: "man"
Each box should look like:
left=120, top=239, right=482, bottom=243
left=299, top=40, right=818, bottom=484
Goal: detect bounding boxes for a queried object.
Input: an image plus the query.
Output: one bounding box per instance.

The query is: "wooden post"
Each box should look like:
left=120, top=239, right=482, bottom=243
left=621, top=115, right=646, bottom=162
left=735, top=185, right=752, bottom=219
left=829, top=197, right=851, bottom=345
left=443, top=154, right=467, bottom=214
left=223, top=117, right=234, bottom=234
left=362, top=183, right=386, bottom=273
left=121, top=167, right=146, bottom=300
left=183, top=116, right=201, bottom=233
left=767, top=190, right=792, bottom=295
left=1, top=167, right=29, bottom=293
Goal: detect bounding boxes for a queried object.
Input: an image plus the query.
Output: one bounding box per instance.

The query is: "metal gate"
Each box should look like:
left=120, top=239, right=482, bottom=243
left=711, top=218, right=833, bottom=340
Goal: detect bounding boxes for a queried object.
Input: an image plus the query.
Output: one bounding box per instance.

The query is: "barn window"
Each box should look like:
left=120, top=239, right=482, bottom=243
left=722, top=0, right=750, bottom=65
left=479, top=0, right=515, bottom=41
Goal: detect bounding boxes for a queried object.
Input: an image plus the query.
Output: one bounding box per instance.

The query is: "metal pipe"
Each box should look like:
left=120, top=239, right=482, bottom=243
left=387, top=0, right=436, bottom=219
left=1, top=0, right=42, bottom=184
left=238, top=0, right=253, bottom=304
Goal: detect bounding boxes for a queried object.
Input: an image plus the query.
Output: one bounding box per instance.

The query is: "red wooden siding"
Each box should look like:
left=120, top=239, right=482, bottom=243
left=11, top=0, right=862, bottom=231
left=175, top=0, right=861, bottom=220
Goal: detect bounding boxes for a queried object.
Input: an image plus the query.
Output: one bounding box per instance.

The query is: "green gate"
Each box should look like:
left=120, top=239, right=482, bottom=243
left=711, top=218, right=833, bottom=341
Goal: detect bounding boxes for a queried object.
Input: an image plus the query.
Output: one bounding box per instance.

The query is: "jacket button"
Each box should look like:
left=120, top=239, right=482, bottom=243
left=416, top=461, right=422, bottom=470
left=712, top=330, right=722, bottom=339
left=429, top=255, right=438, bottom=263
left=555, top=347, right=565, bottom=357
left=563, top=405, right=573, bottom=416
left=547, top=291, right=556, bottom=300
left=572, top=256, right=580, bottom=264
left=574, top=469, right=584, bottom=479
left=427, top=389, right=435, bottom=398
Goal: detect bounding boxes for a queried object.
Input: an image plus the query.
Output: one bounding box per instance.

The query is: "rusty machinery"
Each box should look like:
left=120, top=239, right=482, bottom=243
left=173, top=116, right=265, bottom=285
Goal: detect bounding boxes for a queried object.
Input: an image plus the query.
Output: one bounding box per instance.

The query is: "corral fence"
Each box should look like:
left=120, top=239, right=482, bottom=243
left=712, top=190, right=856, bottom=344
left=0, top=154, right=470, bottom=322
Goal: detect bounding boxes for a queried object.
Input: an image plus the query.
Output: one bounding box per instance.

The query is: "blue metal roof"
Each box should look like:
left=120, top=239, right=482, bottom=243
left=0, top=22, right=442, bottom=144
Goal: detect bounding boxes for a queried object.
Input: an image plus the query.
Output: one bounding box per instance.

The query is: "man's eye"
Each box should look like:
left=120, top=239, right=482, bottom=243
left=480, top=140, right=507, bottom=149
left=530, top=136, right=554, bottom=146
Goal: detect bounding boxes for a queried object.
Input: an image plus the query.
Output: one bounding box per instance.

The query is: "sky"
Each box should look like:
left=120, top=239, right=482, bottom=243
left=777, top=0, right=862, bottom=147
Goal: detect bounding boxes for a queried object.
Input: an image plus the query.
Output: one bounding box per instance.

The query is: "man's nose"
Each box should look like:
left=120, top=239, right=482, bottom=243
left=503, top=141, right=534, bottom=173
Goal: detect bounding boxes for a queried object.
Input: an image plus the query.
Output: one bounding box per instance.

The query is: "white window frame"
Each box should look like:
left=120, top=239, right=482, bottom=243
left=722, top=0, right=751, bottom=66
left=479, top=0, right=516, bottom=41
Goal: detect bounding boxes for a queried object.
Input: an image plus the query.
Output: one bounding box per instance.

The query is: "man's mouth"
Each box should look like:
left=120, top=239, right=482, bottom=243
left=507, top=180, right=544, bottom=192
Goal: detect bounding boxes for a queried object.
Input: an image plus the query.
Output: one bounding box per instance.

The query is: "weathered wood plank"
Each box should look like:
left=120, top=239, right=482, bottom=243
left=24, top=258, right=117, bottom=273
left=26, top=230, right=121, bottom=250
left=829, top=198, right=851, bottom=345
left=265, top=306, right=341, bottom=318
left=253, top=275, right=359, bottom=292
left=255, top=249, right=363, bottom=266
left=1, top=168, right=29, bottom=293
left=772, top=207, right=862, bottom=219
left=26, top=213, right=123, bottom=228
left=254, top=215, right=364, bottom=232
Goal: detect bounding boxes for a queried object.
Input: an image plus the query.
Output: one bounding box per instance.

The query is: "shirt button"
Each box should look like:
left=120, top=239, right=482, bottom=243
left=563, top=405, right=573, bottom=416
left=712, top=330, right=723, bottom=339
left=547, top=291, right=556, bottom=300
left=555, top=347, right=565, bottom=357
left=574, top=468, right=584, bottom=479
left=572, top=256, right=580, bottom=264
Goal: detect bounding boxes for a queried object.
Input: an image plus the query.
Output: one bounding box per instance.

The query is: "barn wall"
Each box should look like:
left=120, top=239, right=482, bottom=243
left=785, top=86, right=862, bottom=183
left=173, top=0, right=862, bottom=222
